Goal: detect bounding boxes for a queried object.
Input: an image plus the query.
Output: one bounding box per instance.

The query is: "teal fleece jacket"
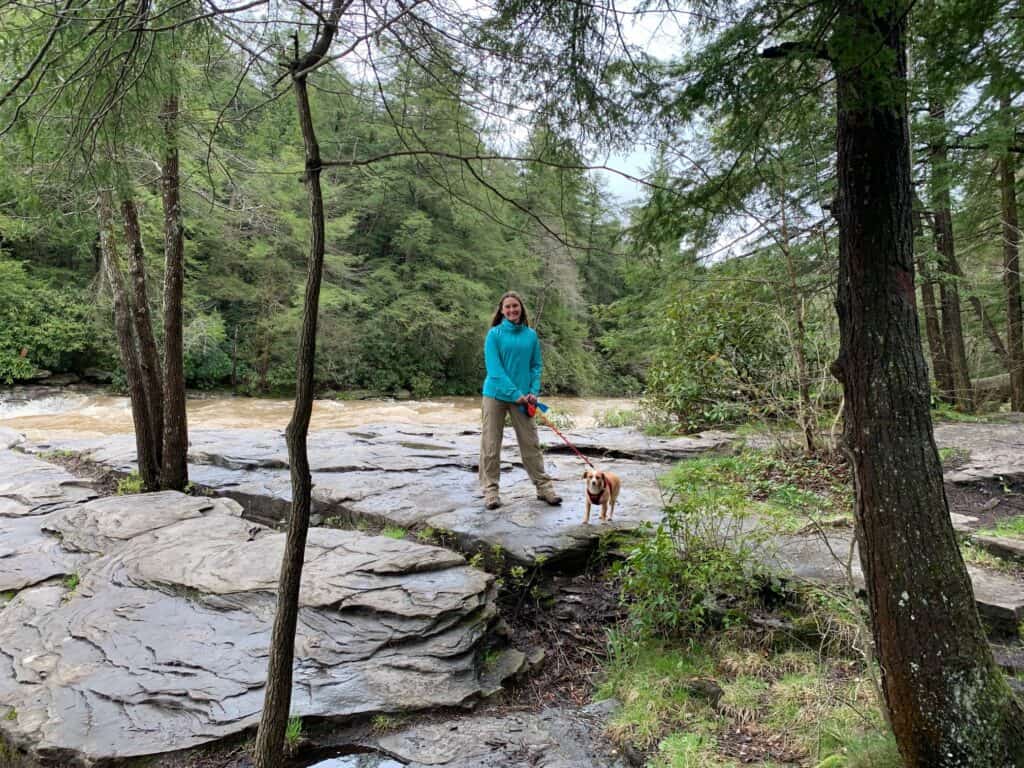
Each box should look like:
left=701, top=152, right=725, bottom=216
left=482, top=318, right=542, bottom=403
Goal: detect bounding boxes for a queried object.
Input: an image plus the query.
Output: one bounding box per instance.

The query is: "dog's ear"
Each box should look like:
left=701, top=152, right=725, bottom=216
left=582, top=469, right=592, bottom=479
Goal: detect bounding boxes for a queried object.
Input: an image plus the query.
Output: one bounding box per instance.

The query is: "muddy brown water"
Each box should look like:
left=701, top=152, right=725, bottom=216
left=0, top=388, right=638, bottom=440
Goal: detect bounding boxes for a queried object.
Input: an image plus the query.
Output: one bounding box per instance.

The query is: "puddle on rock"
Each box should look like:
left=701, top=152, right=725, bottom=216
left=289, top=746, right=405, bottom=768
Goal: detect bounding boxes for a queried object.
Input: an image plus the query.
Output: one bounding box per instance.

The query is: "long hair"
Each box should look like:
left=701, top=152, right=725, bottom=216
left=490, top=291, right=530, bottom=327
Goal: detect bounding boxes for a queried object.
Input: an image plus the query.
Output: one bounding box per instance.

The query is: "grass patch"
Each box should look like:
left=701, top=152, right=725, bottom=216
left=598, top=634, right=890, bottom=767
left=63, top=572, right=80, bottom=592
left=116, top=471, right=144, bottom=495
left=381, top=526, right=407, bottom=539
left=932, top=404, right=992, bottom=423
left=597, top=638, right=717, bottom=750
left=371, top=713, right=404, bottom=733
left=285, top=715, right=302, bottom=748
left=39, top=449, right=77, bottom=460
left=960, top=541, right=1017, bottom=573
left=660, top=451, right=853, bottom=535
left=938, top=446, right=972, bottom=467
left=979, top=514, right=1024, bottom=540
left=651, top=732, right=728, bottom=767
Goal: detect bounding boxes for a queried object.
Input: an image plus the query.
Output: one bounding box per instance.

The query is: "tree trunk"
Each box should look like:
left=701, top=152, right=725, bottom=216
left=832, top=3, right=1024, bottom=764
left=929, top=99, right=973, bottom=411
left=121, top=195, right=164, bottom=471
left=917, top=249, right=953, bottom=395
left=967, top=293, right=1009, bottom=368
left=779, top=189, right=815, bottom=453
left=160, top=93, right=189, bottom=489
left=98, top=191, right=159, bottom=490
left=1001, top=93, right=1024, bottom=412
left=253, top=7, right=342, bottom=766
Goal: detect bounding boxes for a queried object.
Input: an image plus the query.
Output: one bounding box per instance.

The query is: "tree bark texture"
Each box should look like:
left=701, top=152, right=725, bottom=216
left=121, top=195, right=164, bottom=471
left=832, top=3, right=1024, bottom=764
left=1001, top=94, right=1024, bottom=412
left=928, top=100, right=973, bottom=411
left=253, top=6, right=343, bottom=766
left=98, top=191, right=159, bottom=490
left=160, top=93, right=189, bottom=489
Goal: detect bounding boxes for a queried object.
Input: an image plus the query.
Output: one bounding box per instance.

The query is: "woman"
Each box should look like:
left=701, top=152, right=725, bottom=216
left=479, top=291, right=562, bottom=510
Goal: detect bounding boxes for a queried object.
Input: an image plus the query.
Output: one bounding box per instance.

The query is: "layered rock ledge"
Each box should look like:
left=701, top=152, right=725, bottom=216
left=0, top=435, right=505, bottom=765
left=28, top=425, right=732, bottom=567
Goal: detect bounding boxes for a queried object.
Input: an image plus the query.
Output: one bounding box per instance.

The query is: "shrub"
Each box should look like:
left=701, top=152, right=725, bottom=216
left=614, top=469, right=770, bottom=638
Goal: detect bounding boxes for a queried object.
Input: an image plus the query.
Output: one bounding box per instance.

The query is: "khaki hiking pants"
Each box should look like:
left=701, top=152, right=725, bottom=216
left=479, top=396, right=554, bottom=495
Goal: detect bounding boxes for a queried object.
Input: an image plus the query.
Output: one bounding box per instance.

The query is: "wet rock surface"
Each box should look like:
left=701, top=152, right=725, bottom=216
left=6, top=417, right=1024, bottom=766
left=0, top=443, right=506, bottom=764
left=288, top=699, right=627, bottom=768
left=28, top=425, right=721, bottom=566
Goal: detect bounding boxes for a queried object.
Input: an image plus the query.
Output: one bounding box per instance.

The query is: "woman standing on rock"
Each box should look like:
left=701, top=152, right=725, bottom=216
left=479, top=291, right=562, bottom=510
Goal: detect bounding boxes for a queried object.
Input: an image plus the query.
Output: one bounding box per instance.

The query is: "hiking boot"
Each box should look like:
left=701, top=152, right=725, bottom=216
left=536, top=488, right=562, bottom=506
left=484, top=492, right=502, bottom=510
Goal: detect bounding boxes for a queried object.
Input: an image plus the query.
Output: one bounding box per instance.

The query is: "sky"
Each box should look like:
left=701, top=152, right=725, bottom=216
left=587, top=9, right=686, bottom=208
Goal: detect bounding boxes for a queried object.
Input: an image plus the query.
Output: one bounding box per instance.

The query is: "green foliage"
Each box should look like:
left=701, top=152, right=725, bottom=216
left=381, top=526, right=407, bottom=540
left=594, top=407, right=642, bottom=428
left=117, top=472, right=144, bottom=495
left=183, top=312, right=234, bottom=389
left=960, top=542, right=1016, bottom=572
left=988, top=516, right=1024, bottom=539
left=371, top=714, right=403, bottom=733
left=614, top=469, right=769, bottom=638
left=63, top=573, right=80, bottom=592
left=812, top=734, right=902, bottom=768
left=597, top=637, right=716, bottom=750
left=0, top=255, right=100, bottom=383
left=284, top=715, right=302, bottom=748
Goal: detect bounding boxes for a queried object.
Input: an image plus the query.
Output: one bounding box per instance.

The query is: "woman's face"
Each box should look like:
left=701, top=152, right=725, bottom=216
left=501, top=296, right=522, bottom=323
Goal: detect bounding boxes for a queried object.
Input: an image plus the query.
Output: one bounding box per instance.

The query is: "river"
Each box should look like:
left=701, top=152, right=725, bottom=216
left=0, top=386, right=638, bottom=440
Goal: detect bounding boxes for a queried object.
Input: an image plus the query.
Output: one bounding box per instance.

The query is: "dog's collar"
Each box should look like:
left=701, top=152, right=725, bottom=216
left=587, top=488, right=605, bottom=503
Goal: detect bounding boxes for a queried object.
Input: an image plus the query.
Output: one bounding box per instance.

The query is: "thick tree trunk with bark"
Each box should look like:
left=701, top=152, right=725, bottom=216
left=832, top=3, right=1024, bottom=764
left=160, top=93, right=189, bottom=489
left=254, top=7, right=342, bottom=766
left=1001, top=94, right=1024, bottom=411
left=929, top=100, right=973, bottom=411
left=98, top=191, right=159, bottom=490
left=121, top=196, right=164, bottom=470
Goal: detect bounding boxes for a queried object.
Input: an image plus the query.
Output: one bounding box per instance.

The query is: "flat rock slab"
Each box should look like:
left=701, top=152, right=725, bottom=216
left=937, top=422, right=1024, bottom=486
left=29, top=426, right=701, bottom=567
left=0, top=480, right=504, bottom=764
left=305, top=699, right=627, bottom=768
left=771, top=531, right=1024, bottom=636
left=540, top=427, right=735, bottom=462
left=0, top=446, right=100, bottom=593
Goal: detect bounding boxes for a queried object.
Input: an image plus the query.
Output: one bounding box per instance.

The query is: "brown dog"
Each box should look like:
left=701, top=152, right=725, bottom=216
left=582, top=468, right=621, bottom=524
